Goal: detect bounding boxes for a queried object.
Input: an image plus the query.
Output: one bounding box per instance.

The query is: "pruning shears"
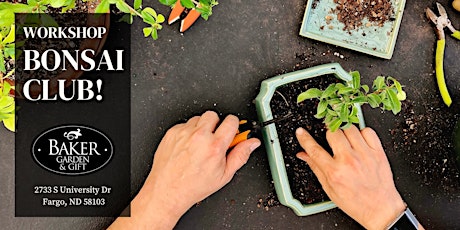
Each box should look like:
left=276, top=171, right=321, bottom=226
left=168, top=1, right=201, bottom=32
left=426, top=3, right=460, bottom=107
left=229, top=113, right=294, bottom=148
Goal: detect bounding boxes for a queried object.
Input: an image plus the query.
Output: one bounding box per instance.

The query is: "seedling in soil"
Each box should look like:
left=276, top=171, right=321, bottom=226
left=297, top=71, right=406, bottom=132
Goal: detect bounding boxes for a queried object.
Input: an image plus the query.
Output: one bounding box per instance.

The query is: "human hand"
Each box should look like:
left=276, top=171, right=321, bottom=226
left=295, top=126, right=406, bottom=230
left=110, top=111, right=261, bottom=229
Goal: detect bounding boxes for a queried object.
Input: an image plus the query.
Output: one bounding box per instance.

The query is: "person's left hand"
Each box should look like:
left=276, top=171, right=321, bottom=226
left=110, top=111, right=261, bottom=229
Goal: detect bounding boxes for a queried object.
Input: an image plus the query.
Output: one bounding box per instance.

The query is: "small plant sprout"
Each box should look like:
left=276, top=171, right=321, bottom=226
left=297, top=72, right=406, bottom=132
left=95, top=0, right=166, bottom=40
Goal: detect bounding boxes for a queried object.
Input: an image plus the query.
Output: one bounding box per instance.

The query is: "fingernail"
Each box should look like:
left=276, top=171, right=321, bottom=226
left=296, top=127, right=305, bottom=135
left=250, top=141, right=261, bottom=151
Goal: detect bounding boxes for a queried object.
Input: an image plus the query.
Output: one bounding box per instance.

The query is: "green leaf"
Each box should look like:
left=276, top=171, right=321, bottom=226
left=339, top=104, right=349, bottom=122
left=314, top=109, right=327, bottom=119
left=382, top=98, right=392, bottom=110
left=4, top=46, right=15, bottom=59
left=373, top=76, right=385, bottom=90
left=196, top=3, right=212, bottom=20
left=0, top=10, right=15, bottom=27
left=2, top=25, right=14, bottom=44
left=0, top=2, right=34, bottom=12
left=159, top=0, right=177, bottom=6
left=328, top=98, right=341, bottom=105
left=95, top=0, right=110, bottom=13
left=27, top=0, right=38, bottom=6
left=157, top=14, right=165, bottom=23
left=61, top=0, right=76, bottom=12
left=328, top=118, right=342, bottom=132
left=317, top=99, right=328, bottom=115
left=321, top=84, right=336, bottom=99
left=0, top=52, right=5, bottom=73
left=351, top=71, right=360, bottom=89
left=325, top=113, right=334, bottom=124
left=297, top=88, right=322, bottom=102
left=337, top=86, right=354, bottom=95
left=335, top=83, right=345, bottom=90
left=3, top=82, right=11, bottom=96
left=387, top=89, right=401, bottom=115
left=134, top=0, right=142, bottom=9
left=50, top=0, right=67, bottom=8
left=348, top=115, right=360, bottom=123
left=351, top=96, right=367, bottom=103
left=367, top=94, right=381, bottom=108
left=141, top=7, right=158, bottom=24
left=116, top=0, right=131, bottom=13
left=143, top=27, right=152, bottom=37
left=38, top=0, right=51, bottom=5
left=361, top=85, right=369, bottom=93
left=3, top=115, right=15, bottom=132
left=327, top=109, right=338, bottom=117
left=180, top=0, right=195, bottom=8
left=397, top=91, right=406, bottom=101
left=379, top=91, right=387, bottom=100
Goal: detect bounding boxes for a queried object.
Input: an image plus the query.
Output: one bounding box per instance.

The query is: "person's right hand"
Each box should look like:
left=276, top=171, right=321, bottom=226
left=295, top=126, right=406, bottom=230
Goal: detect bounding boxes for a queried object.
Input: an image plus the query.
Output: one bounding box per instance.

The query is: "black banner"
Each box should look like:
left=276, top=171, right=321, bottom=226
left=15, top=13, right=131, bottom=217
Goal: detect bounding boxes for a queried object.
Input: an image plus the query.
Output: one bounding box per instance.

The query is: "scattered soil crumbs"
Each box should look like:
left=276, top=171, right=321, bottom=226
left=270, top=76, right=340, bottom=204
left=332, top=0, right=394, bottom=31
left=257, top=193, right=280, bottom=211
left=391, top=100, right=460, bottom=190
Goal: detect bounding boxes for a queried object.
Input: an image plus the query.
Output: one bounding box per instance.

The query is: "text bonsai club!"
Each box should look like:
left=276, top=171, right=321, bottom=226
left=21, top=26, right=124, bottom=101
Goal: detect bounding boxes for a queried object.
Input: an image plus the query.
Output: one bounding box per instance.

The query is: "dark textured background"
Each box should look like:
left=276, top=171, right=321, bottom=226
left=1, top=0, right=459, bottom=229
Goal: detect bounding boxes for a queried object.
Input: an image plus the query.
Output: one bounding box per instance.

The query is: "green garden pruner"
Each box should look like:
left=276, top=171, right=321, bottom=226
left=426, top=2, right=460, bottom=107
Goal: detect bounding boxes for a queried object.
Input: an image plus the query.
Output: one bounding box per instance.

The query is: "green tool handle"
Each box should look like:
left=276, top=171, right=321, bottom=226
left=435, top=39, right=452, bottom=107
left=452, top=31, right=460, bottom=40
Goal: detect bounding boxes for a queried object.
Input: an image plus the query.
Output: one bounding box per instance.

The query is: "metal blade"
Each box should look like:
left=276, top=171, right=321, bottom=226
left=426, top=8, right=438, bottom=24
left=437, top=2, right=448, bottom=18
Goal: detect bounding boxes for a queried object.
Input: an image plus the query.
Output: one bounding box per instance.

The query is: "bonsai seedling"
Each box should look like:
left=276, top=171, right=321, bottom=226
left=297, top=71, right=406, bottom=132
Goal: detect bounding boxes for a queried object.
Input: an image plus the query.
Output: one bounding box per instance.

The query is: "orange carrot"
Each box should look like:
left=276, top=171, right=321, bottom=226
left=180, top=7, right=201, bottom=32
left=168, top=0, right=185, bottom=25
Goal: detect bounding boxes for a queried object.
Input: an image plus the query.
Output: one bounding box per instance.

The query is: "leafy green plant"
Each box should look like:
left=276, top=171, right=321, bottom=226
left=96, top=0, right=218, bottom=40
left=0, top=25, right=15, bottom=73
left=297, top=72, right=406, bottom=132
left=0, top=0, right=80, bottom=74
left=95, top=0, right=166, bottom=40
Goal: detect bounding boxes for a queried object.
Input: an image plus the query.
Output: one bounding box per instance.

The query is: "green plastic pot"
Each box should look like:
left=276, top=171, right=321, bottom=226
left=254, top=63, right=366, bottom=216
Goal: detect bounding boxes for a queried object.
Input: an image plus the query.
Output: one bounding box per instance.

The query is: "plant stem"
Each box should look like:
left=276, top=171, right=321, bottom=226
left=275, top=90, right=290, bottom=108
left=123, top=1, right=143, bottom=18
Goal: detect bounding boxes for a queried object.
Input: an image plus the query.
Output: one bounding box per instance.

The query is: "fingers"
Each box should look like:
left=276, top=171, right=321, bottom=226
left=296, top=152, right=327, bottom=185
left=326, top=129, right=351, bottom=157
left=343, top=125, right=369, bottom=151
left=361, top=127, right=385, bottom=153
left=185, top=116, right=200, bottom=127
left=197, top=111, right=220, bottom=132
left=224, top=138, right=261, bottom=181
left=295, top=128, right=333, bottom=168
left=214, top=114, right=240, bottom=147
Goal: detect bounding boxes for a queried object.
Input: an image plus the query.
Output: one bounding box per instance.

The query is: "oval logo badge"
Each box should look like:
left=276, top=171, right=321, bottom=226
left=32, top=125, right=113, bottom=176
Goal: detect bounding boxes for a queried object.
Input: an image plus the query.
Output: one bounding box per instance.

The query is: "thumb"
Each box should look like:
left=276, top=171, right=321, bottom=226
left=224, top=138, right=261, bottom=181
